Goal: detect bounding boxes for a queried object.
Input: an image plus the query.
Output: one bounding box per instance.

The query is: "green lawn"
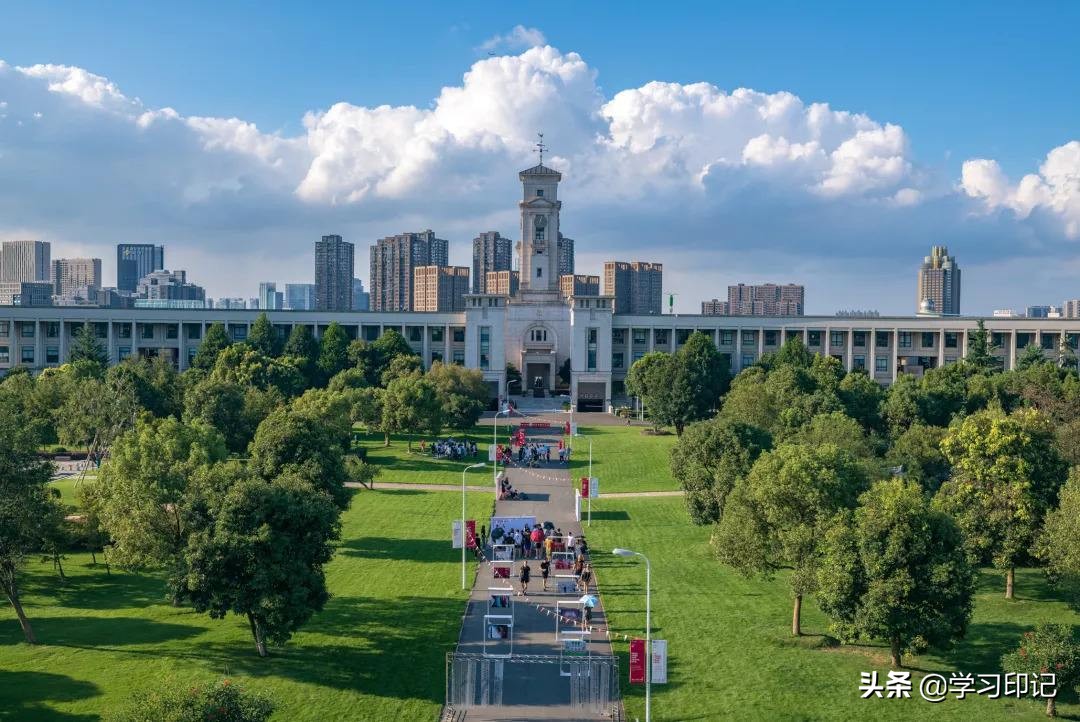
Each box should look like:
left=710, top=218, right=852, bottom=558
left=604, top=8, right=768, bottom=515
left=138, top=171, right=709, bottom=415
left=50, top=478, right=91, bottom=513
left=353, top=427, right=498, bottom=486
left=586, top=496, right=1080, bottom=722
left=1, top=488, right=492, bottom=721
left=571, top=425, right=680, bottom=493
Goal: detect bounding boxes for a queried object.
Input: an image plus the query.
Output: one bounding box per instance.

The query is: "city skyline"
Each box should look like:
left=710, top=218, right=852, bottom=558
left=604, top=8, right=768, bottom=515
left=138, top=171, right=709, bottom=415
left=1, top=12, right=1079, bottom=313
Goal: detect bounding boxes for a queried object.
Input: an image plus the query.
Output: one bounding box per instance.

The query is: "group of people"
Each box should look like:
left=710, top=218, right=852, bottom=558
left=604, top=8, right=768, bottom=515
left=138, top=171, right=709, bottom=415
left=516, top=552, right=593, bottom=598
left=514, top=441, right=573, bottom=466
left=419, top=438, right=478, bottom=460
left=497, top=473, right=526, bottom=501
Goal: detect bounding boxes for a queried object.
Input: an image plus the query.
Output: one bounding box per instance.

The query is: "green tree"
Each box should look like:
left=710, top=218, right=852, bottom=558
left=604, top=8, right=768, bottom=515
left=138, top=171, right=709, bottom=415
left=69, top=322, right=108, bottom=367
left=107, top=357, right=182, bottom=419
left=667, top=330, right=730, bottom=434
left=191, top=322, right=231, bottom=372
left=328, top=367, right=370, bottom=392
left=247, top=313, right=280, bottom=357
left=793, top=411, right=879, bottom=463
left=1016, top=343, right=1048, bottom=371
left=282, top=324, right=319, bottom=386
left=380, top=353, right=423, bottom=386
left=838, top=370, right=884, bottom=432
left=882, top=373, right=922, bottom=435
left=885, top=423, right=950, bottom=494
left=0, top=400, right=58, bottom=643
left=58, top=373, right=140, bottom=452
left=670, top=417, right=771, bottom=525
left=1037, top=468, right=1080, bottom=589
left=87, top=417, right=226, bottom=571
left=317, top=322, right=350, bottom=384
left=1001, top=623, right=1080, bottom=718
left=935, top=408, right=1068, bottom=599
left=965, top=320, right=1000, bottom=373
left=183, top=378, right=250, bottom=453
left=918, top=363, right=970, bottom=426
left=770, top=336, right=813, bottom=369
left=248, top=406, right=351, bottom=509
left=379, top=373, right=442, bottom=449
left=210, top=344, right=304, bottom=397
left=713, top=443, right=868, bottom=635
left=107, top=678, right=274, bottom=722
left=817, top=478, right=974, bottom=669
left=625, top=351, right=672, bottom=431
left=429, top=361, right=489, bottom=430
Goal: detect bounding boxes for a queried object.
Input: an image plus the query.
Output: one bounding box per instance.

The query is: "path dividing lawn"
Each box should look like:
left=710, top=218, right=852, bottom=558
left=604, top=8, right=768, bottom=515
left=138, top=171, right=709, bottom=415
left=585, top=496, right=1080, bottom=722
left=570, top=425, right=680, bottom=494
left=1, top=487, right=491, bottom=721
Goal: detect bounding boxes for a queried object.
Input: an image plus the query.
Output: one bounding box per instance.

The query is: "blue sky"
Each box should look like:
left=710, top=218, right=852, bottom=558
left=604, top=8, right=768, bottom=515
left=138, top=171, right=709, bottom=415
left=0, top=3, right=1078, bottom=312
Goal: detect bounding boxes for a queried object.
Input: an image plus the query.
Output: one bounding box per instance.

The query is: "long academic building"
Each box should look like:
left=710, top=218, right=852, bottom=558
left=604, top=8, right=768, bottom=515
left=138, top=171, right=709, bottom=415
left=3, top=162, right=1080, bottom=411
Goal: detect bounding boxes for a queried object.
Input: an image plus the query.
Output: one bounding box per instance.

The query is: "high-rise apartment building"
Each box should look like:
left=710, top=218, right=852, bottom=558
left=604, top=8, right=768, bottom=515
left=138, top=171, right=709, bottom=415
left=285, top=283, right=315, bottom=310
left=724, top=283, right=805, bottom=316
left=0, top=281, right=53, bottom=306
left=258, top=282, right=283, bottom=310
left=352, top=278, right=370, bottom=311
left=485, top=270, right=520, bottom=297
left=116, top=244, right=164, bottom=293
left=215, top=297, right=249, bottom=310
left=557, top=234, right=575, bottom=277
left=369, top=230, right=448, bottom=311
left=1064, top=299, right=1080, bottom=319
left=472, top=231, right=512, bottom=294
left=136, top=270, right=205, bottom=301
left=413, top=265, right=469, bottom=312
left=315, top=234, right=355, bottom=311
left=917, top=245, right=961, bottom=316
left=52, top=258, right=102, bottom=297
left=560, top=274, right=599, bottom=298
left=1, top=240, right=51, bottom=283
left=603, top=261, right=663, bottom=315
left=702, top=299, right=730, bottom=315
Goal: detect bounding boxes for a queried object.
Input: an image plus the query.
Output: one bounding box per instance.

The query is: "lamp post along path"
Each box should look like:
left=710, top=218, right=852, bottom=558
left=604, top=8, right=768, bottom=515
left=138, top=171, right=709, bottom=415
left=462, top=462, right=485, bottom=589
left=614, top=547, right=652, bottom=722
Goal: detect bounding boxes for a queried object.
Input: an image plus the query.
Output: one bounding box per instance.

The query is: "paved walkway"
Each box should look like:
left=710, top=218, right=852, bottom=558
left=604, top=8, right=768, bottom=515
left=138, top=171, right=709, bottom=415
left=452, top=422, right=619, bottom=721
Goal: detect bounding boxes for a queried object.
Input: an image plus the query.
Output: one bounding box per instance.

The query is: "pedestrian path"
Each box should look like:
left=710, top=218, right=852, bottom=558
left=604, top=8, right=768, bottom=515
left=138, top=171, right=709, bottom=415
left=451, top=424, right=620, bottom=721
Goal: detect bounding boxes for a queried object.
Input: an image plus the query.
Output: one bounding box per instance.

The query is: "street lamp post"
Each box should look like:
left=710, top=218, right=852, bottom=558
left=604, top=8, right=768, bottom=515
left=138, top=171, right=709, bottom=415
left=493, top=407, right=510, bottom=495
left=462, top=462, right=485, bottom=590
left=613, top=548, right=652, bottom=722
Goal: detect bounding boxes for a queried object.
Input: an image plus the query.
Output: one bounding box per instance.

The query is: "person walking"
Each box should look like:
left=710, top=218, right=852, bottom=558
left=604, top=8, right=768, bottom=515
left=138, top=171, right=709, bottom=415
left=566, top=531, right=576, bottom=556
left=540, top=558, right=551, bottom=591
left=573, top=554, right=585, bottom=588
left=522, top=531, right=532, bottom=559
left=519, top=560, right=532, bottom=597
left=479, top=524, right=487, bottom=548
left=512, top=529, right=523, bottom=560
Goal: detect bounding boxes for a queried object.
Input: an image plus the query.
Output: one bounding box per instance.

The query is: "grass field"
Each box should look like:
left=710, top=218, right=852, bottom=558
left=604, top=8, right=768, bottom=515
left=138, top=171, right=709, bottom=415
left=585, top=496, right=1080, bottom=721
left=1, top=488, right=491, bottom=721
left=571, top=425, right=680, bottom=493
left=353, top=427, right=497, bottom=487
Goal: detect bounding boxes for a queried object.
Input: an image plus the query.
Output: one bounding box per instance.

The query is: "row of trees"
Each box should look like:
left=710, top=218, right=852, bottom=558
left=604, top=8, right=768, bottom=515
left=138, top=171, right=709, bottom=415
left=0, top=314, right=490, bottom=654
left=662, top=335, right=1080, bottom=676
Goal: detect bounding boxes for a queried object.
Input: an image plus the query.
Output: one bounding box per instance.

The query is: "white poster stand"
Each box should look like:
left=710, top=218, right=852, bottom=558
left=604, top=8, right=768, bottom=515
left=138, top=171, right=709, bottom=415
left=555, top=601, right=587, bottom=641
left=574, top=494, right=581, bottom=521
left=491, top=561, right=513, bottom=581
left=491, top=544, right=515, bottom=562
left=551, top=551, right=575, bottom=573
left=651, top=639, right=668, bottom=684
left=484, top=613, right=514, bottom=658
left=487, top=586, right=515, bottom=621
left=554, top=574, right=578, bottom=595
left=451, top=520, right=463, bottom=549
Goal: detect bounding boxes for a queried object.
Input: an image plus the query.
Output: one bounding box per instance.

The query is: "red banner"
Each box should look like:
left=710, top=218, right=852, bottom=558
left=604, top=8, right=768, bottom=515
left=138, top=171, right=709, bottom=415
left=564, top=421, right=571, bottom=435
left=465, top=520, right=476, bottom=549
left=580, top=477, right=590, bottom=498
left=629, top=638, right=646, bottom=684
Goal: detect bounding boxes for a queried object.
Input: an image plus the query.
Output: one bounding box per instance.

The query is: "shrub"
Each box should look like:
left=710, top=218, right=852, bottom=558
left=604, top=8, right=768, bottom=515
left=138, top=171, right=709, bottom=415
left=107, top=678, right=273, bottom=722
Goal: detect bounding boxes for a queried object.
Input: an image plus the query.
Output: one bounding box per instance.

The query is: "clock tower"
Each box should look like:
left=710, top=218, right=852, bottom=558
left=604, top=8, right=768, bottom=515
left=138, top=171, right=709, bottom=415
left=518, top=137, right=562, bottom=293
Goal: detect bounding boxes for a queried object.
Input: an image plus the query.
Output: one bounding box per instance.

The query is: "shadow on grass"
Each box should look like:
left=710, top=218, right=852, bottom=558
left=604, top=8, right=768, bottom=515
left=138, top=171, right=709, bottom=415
left=941, top=621, right=1029, bottom=674
left=339, top=537, right=458, bottom=562
left=21, top=568, right=167, bottom=611
left=0, top=670, right=99, bottom=721
left=589, top=510, right=631, bottom=521
left=12, top=616, right=204, bottom=650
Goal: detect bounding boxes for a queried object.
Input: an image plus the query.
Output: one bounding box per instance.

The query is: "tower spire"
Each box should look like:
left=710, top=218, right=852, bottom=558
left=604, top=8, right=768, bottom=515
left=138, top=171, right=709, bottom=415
left=535, top=132, right=547, bottom=165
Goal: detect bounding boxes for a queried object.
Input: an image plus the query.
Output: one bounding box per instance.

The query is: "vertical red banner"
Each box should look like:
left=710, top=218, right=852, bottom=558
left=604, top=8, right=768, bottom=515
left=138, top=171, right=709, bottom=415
left=564, top=421, right=571, bottom=435
left=629, top=638, right=646, bottom=684
left=465, top=520, right=477, bottom=549
left=580, top=477, right=590, bottom=498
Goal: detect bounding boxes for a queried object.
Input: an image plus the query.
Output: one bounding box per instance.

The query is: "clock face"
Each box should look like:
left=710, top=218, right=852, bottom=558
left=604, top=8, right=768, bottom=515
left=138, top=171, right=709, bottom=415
left=534, top=215, right=547, bottom=228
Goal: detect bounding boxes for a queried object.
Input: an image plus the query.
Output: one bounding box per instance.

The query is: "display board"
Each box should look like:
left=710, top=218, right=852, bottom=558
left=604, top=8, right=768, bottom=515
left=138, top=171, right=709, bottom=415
left=490, top=516, right=537, bottom=539
left=491, top=544, right=514, bottom=562
left=554, top=574, right=578, bottom=595
left=555, top=601, right=587, bottom=641
left=484, top=613, right=514, bottom=658
left=552, top=551, right=575, bottom=572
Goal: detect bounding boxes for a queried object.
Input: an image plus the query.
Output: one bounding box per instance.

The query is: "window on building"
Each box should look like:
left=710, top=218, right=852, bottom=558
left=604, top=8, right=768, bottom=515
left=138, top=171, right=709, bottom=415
left=0, top=345, right=8, bottom=363
left=431, top=350, right=443, bottom=364
left=46, top=322, right=59, bottom=338
left=1042, top=333, right=1057, bottom=350
left=720, top=330, right=734, bottom=346
left=118, top=346, right=131, bottom=361
left=742, top=330, right=756, bottom=347
left=830, top=330, right=845, bottom=347
left=1068, top=333, right=1080, bottom=350
left=1016, top=332, right=1033, bottom=348
left=22, top=347, right=35, bottom=363
left=187, top=324, right=201, bottom=340
left=0, top=321, right=8, bottom=336
left=409, top=327, right=422, bottom=343
left=742, top=354, right=756, bottom=369
left=21, top=322, right=34, bottom=338
left=536, top=189, right=544, bottom=196
left=535, top=227, right=545, bottom=241
left=587, top=328, right=597, bottom=371
left=166, top=325, right=178, bottom=340
left=141, top=324, right=155, bottom=340
left=452, top=349, right=465, bottom=366
left=119, top=324, right=132, bottom=339
left=853, top=331, right=866, bottom=347
left=876, top=331, right=890, bottom=348
left=530, top=328, right=548, bottom=342
left=875, top=357, right=888, bottom=372
left=899, top=332, right=912, bottom=348
left=921, top=332, right=935, bottom=348
left=854, top=355, right=866, bottom=369
left=765, top=330, right=779, bottom=346
left=612, top=352, right=624, bottom=369
left=453, top=328, right=465, bottom=343
left=632, top=351, right=644, bottom=363
left=363, top=325, right=380, bottom=341
left=536, top=268, right=542, bottom=278
left=808, top=331, right=821, bottom=346
left=632, top=329, right=647, bottom=345
left=231, top=325, right=247, bottom=341
left=431, top=326, right=444, bottom=343
left=479, top=326, right=490, bottom=370
left=992, top=332, right=1005, bottom=347
left=945, top=356, right=957, bottom=365
left=676, top=329, right=691, bottom=345
left=612, top=329, right=625, bottom=345
left=95, top=323, right=107, bottom=339
left=655, top=329, right=669, bottom=346
left=46, top=347, right=59, bottom=364
left=945, top=332, right=958, bottom=349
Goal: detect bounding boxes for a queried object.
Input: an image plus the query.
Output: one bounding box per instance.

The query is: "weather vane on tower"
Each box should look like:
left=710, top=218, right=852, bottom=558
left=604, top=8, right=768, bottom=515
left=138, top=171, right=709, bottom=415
left=535, top=132, right=547, bottom=165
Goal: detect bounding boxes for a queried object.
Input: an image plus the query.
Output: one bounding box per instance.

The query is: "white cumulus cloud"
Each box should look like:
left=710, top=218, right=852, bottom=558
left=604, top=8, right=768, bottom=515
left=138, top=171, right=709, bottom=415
left=478, top=25, right=547, bottom=53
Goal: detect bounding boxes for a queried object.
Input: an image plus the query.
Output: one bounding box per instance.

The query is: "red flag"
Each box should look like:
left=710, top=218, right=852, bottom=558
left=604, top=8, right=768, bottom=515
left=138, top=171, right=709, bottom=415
left=629, top=638, right=646, bottom=684
left=465, top=520, right=477, bottom=549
